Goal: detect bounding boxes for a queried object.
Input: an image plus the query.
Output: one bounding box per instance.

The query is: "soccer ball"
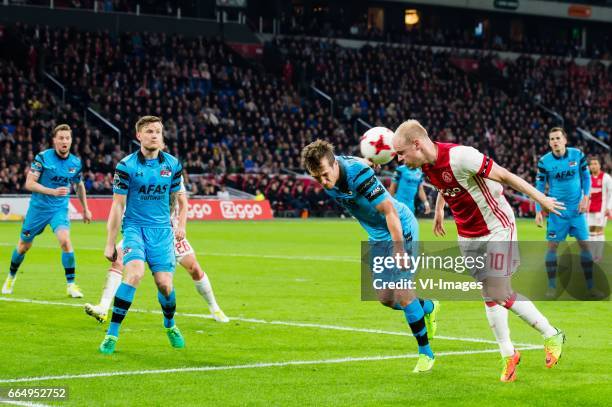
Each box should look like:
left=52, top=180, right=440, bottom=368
left=360, top=127, right=396, bottom=165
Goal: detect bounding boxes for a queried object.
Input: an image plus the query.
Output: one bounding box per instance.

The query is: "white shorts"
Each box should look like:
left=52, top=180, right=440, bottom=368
left=457, top=226, right=520, bottom=282
left=587, top=212, right=607, bottom=228
left=117, top=237, right=195, bottom=262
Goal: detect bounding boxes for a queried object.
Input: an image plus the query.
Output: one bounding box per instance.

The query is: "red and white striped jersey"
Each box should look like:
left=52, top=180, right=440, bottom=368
left=422, top=143, right=515, bottom=238
left=589, top=172, right=612, bottom=214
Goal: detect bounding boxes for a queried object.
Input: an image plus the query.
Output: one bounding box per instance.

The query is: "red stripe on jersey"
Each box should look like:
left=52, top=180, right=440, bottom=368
left=589, top=173, right=604, bottom=213
left=474, top=176, right=511, bottom=228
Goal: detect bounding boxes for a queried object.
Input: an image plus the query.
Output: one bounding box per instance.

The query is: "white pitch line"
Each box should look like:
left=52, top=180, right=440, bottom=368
left=0, top=297, right=540, bottom=347
left=0, top=399, right=51, bottom=407
left=0, top=242, right=358, bottom=263
left=0, top=346, right=541, bottom=384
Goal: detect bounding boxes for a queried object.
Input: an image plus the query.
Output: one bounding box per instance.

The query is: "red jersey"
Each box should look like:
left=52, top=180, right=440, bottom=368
left=589, top=172, right=612, bottom=213
left=422, top=143, right=515, bottom=238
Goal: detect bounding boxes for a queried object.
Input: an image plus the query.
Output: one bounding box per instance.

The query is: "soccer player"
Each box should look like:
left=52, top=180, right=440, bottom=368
left=2, top=124, right=92, bottom=297
left=301, top=140, right=439, bottom=373
left=84, top=181, right=229, bottom=323
left=587, top=157, right=611, bottom=263
left=392, top=119, right=565, bottom=382
left=98, top=116, right=185, bottom=355
left=535, top=128, right=599, bottom=297
left=389, top=164, right=431, bottom=215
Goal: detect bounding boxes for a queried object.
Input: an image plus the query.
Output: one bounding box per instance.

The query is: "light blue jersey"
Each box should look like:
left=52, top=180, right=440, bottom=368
left=392, top=165, right=422, bottom=213
left=30, top=149, right=82, bottom=210
left=535, top=147, right=590, bottom=216
left=113, top=151, right=183, bottom=229
left=324, top=156, right=417, bottom=241
left=536, top=147, right=590, bottom=241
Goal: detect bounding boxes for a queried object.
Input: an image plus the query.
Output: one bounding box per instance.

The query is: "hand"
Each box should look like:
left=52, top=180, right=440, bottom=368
left=54, top=187, right=69, bottom=196
left=535, top=211, right=544, bottom=228
left=539, top=196, right=565, bottom=216
left=174, top=226, right=186, bottom=241
left=104, top=243, right=117, bottom=262
left=83, top=208, right=92, bottom=224
left=578, top=195, right=589, bottom=213
left=607, top=209, right=612, bottom=219
left=433, top=211, right=446, bottom=237
left=423, top=201, right=431, bottom=215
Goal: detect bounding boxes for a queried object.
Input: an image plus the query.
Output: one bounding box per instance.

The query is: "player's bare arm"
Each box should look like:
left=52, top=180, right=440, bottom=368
left=174, top=191, right=187, bottom=241
left=376, top=198, right=404, bottom=256
left=75, top=181, right=93, bottom=223
left=25, top=170, right=68, bottom=197
left=104, top=194, right=126, bottom=261
left=388, top=182, right=397, bottom=196
left=487, top=162, right=565, bottom=216
left=433, top=192, right=446, bottom=236
left=418, top=184, right=431, bottom=214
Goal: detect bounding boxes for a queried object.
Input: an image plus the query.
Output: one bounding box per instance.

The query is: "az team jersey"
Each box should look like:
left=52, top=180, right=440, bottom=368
left=324, top=155, right=415, bottom=240
left=113, top=151, right=183, bottom=228
left=392, top=165, right=422, bottom=212
left=422, top=142, right=515, bottom=238
left=589, top=172, right=612, bottom=214
left=29, top=149, right=82, bottom=210
left=535, top=147, right=590, bottom=216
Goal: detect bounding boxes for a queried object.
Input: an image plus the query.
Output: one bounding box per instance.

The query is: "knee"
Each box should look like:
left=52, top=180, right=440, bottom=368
left=157, top=281, right=173, bottom=296
left=17, top=241, right=32, bottom=254
left=59, top=239, right=72, bottom=252
left=379, top=299, right=396, bottom=308
left=189, top=263, right=204, bottom=280
left=124, top=269, right=144, bottom=287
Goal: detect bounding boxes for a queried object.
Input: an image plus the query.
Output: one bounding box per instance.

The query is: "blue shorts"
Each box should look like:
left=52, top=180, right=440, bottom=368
left=20, top=206, right=70, bottom=243
left=546, top=212, right=589, bottom=242
left=368, top=216, right=420, bottom=281
left=121, top=226, right=176, bottom=273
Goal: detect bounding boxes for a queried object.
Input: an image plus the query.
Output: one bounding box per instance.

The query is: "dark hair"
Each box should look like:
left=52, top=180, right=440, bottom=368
left=301, top=139, right=335, bottom=174
left=588, top=156, right=600, bottom=164
left=548, top=127, right=567, bottom=138
left=135, top=115, right=163, bottom=133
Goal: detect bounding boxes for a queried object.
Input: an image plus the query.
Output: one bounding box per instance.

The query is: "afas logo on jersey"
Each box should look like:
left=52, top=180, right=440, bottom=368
left=138, top=184, right=169, bottom=194
left=51, top=176, right=70, bottom=183
left=554, top=170, right=575, bottom=180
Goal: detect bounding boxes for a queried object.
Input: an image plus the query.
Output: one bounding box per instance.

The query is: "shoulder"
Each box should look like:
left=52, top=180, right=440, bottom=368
left=118, top=152, right=137, bottom=168
left=162, top=152, right=181, bottom=167
left=568, top=147, right=584, bottom=158
left=538, top=152, right=552, bottom=164
left=340, top=155, right=372, bottom=179
left=70, top=154, right=82, bottom=165
left=37, top=149, right=52, bottom=160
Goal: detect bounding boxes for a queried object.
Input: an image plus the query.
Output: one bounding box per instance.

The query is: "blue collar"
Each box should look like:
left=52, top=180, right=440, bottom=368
left=137, top=150, right=165, bottom=164
left=552, top=149, right=568, bottom=160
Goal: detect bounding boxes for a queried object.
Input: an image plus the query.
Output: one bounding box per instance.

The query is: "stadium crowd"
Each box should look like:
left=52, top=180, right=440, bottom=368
left=0, top=23, right=610, bottom=216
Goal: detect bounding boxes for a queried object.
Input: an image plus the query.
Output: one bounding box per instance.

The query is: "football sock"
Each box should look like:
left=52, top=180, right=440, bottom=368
left=504, top=293, right=557, bottom=338
left=62, top=252, right=76, bottom=284
left=419, top=298, right=434, bottom=314
left=99, top=268, right=123, bottom=311
left=158, top=289, right=177, bottom=328
left=194, top=274, right=220, bottom=312
left=9, top=249, right=25, bottom=277
left=590, top=233, right=605, bottom=261
left=545, top=250, right=557, bottom=289
left=107, top=283, right=136, bottom=337
left=484, top=301, right=514, bottom=357
left=403, top=299, right=434, bottom=358
left=580, top=249, right=594, bottom=290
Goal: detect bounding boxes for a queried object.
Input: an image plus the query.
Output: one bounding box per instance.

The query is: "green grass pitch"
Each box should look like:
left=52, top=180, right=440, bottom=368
left=0, top=218, right=610, bottom=406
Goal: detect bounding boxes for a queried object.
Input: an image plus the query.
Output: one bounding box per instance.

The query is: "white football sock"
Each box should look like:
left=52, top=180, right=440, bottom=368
left=590, top=233, right=605, bottom=261
left=99, top=268, right=123, bottom=311
left=508, top=294, right=557, bottom=338
left=485, top=302, right=514, bottom=357
left=194, top=273, right=220, bottom=312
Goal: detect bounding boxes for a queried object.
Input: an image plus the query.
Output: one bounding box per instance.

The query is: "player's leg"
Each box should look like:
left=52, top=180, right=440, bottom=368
left=55, top=228, right=82, bottom=298
left=179, top=253, right=229, bottom=322
left=544, top=214, right=568, bottom=296
left=149, top=228, right=184, bottom=348
left=99, top=228, right=145, bottom=354
left=2, top=209, right=49, bottom=294
left=589, top=220, right=605, bottom=263
left=85, top=245, right=124, bottom=323
left=573, top=214, right=600, bottom=296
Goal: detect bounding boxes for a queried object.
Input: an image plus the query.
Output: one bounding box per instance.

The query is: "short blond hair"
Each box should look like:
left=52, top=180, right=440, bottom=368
left=135, top=115, right=163, bottom=133
left=394, top=119, right=428, bottom=143
left=301, top=139, right=335, bottom=174
left=52, top=124, right=71, bottom=137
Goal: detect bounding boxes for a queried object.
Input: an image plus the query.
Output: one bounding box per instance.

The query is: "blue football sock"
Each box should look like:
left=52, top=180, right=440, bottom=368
left=61, top=252, right=76, bottom=284
left=107, top=283, right=136, bottom=337
left=9, top=249, right=25, bottom=277
left=158, top=290, right=177, bottom=329
left=419, top=298, right=434, bottom=314
left=580, top=249, right=594, bottom=290
left=403, top=299, right=434, bottom=358
left=545, top=250, right=557, bottom=289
